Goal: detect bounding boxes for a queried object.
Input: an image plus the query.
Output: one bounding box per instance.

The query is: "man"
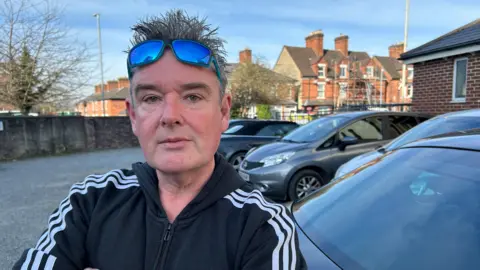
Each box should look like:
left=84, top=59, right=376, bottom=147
left=13, top=9, right=306, bottom=270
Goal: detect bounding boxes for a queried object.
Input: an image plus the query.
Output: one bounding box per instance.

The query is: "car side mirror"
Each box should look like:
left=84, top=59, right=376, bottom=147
left=339, top=136, right=358, bottom=150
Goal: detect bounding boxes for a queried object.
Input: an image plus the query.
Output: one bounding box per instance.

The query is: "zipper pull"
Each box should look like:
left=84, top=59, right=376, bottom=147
left=163, top=223, right=172, bottom=241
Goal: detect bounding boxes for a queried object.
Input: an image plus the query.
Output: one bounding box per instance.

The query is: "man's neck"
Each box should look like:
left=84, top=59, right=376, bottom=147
left=156, top=158, right=215, bottom=223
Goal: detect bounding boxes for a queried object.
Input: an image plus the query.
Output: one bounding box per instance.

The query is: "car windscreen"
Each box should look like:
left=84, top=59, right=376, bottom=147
left=385, top=116, right=480, bottom=151
left=223, top=124, right=244, bottom=134
left=282, top=116, right=349, bottom=143
left=293, top=147, right=480, bottom=270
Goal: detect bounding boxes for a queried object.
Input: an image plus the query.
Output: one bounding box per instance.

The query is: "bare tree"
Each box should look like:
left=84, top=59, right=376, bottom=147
left=228, top=56, right=295, bottom=117
left=0, top=0, right=95, bottom=114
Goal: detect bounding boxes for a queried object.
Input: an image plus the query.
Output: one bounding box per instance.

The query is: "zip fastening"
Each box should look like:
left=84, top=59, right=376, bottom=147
left=153, top=222, right=173, bottom=269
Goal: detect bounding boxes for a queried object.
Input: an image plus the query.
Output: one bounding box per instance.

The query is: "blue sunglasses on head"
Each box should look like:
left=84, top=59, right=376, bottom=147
left=127, top=39, right=222, bottom=85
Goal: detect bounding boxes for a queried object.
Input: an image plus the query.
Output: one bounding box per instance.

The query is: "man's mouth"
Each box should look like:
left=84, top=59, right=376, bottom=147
left=159, top=137, right=190, bottom=143
left=158, top=137, right=191, bottom=149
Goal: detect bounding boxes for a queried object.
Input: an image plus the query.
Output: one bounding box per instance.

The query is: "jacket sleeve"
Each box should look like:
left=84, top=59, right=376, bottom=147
left=240, top=205, right=308, bottom=270
left=12, top=180, right=94, bottom=270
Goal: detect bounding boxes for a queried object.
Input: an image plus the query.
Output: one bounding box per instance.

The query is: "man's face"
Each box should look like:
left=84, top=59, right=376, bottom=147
left=126, top=49, right=231, bottom=173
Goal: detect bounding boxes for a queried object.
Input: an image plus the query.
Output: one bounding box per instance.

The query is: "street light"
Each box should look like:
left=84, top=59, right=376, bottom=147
left=93, top=13, right=106, bottom=117
left=401, top=0, right=410, bottom=103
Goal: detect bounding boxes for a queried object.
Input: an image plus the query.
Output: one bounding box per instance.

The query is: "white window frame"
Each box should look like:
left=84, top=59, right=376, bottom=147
left=318, top=64, right=326, bottom=78
left=407, top=67, right=414, bottom=79
left=340, top=64, right=347, bottom=78
left=407, top=83, right=413, bottom=98
left=452, top=57, right=468, bottom=103
left=366, top=66, right=374, bottom=78
left=317, top=82, right=326, bottom=99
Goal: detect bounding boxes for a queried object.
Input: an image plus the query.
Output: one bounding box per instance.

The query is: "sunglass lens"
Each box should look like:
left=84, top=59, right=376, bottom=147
left=129, top=41, right=164, bottom=66
left=172, top=40, right=211, bottom=65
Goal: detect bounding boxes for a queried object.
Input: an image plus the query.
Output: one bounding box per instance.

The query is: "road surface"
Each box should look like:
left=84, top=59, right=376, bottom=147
left=0, top=147, right=145, bottom=269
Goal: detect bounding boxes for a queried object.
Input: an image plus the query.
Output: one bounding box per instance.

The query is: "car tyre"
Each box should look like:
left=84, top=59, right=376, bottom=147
left=229, top=152, right=246, bottom=171
left=288, top=169, right=324, bottom=201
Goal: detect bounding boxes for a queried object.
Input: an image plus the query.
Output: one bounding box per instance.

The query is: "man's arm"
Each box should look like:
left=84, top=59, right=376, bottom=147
left=240, top=205, right=307, bottom=270
left=12, top=180, right=94, bottom=270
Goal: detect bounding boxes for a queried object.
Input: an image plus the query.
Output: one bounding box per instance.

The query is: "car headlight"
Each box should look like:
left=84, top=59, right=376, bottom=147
left=261, top=151, right=295, bottom=167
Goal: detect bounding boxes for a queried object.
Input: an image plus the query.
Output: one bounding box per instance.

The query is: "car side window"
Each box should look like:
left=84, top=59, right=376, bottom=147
left=257, top=124, right=295, bottom=137
left=417, top=116, right=430, bottom=124
left=388, top=116, right=418, bottom=138
left=280, top=123, right=298, bottom=135
left=340, top=117, right=383, bottom=142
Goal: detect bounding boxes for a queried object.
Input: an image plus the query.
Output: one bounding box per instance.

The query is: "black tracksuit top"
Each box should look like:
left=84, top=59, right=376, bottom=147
left=13, top=154, right=307, bottom=270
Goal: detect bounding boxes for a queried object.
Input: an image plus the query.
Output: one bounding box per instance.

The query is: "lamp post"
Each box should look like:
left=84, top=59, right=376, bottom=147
left=93, top=13, right=106, bottom=117
left=401, top=0, right=410, bottom=103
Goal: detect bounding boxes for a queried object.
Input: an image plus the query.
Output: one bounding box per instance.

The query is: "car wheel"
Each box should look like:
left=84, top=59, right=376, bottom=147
left=288, top=169, right=324, bottom=201
left=229, top=152, right=246, bottom=171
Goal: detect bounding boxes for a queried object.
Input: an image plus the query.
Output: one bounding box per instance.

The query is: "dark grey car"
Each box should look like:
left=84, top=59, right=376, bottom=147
left=238, top=111, right=431, bottom=201
left=218, top=119, right=299, bottom=170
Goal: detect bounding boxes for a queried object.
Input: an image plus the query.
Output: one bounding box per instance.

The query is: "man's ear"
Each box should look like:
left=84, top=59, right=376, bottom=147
left=220, top=93, right=231, bottom=132
left=126, top=98, right=137, bottom=136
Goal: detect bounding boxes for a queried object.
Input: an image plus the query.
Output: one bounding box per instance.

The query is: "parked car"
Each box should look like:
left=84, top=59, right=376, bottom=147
left=238, top=111, right=431, bottom=200
left=335, top=109, right=480, bottom=178
left=292, top=130, right=480, bottom=270
left=218, top=119, right=299, bottom=170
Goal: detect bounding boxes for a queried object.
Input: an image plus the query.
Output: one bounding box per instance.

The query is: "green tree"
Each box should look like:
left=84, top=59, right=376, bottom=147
left=0, top=0, right=94, bottom=115
left=228, top=56, right=295, bottom=118
left=256, top=104, right=271, bottom=119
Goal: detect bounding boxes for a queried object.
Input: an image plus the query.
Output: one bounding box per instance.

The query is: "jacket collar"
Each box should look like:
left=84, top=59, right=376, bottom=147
left=132, top=153, right=246, bottom=220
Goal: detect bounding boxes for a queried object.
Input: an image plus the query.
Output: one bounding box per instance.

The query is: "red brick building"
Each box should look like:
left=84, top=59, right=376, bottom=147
left=273, top=30, right=413, bottom=112
left=76, top=77, right=130, bottom=117
left=400, top=19, right=480, bottom=115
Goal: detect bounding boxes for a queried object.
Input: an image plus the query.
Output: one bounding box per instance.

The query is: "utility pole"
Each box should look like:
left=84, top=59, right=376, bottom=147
left=401, top=0, right=410, bottom=103
left=333, top=60, right=337, bottom=109
left=93, top=13, right=106, bottom=117
left=380, top=68, right=384, bottom=105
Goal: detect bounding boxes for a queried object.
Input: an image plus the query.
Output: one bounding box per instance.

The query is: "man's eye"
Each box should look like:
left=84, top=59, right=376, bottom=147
left=185, top=95, right=202, bottom=102
left=143, top=96, right=160, bottom=103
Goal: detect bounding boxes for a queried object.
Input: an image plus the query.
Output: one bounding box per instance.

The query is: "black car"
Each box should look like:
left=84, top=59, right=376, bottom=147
left=239, top=111, right=431, bottom=200
left=292, top=130, right=480, bottom=269
left=218, top=119, right=299, bottom=170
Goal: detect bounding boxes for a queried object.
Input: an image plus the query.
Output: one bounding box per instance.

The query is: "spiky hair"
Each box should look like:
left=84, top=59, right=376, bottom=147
left=128, top=9, right=228, bottom=97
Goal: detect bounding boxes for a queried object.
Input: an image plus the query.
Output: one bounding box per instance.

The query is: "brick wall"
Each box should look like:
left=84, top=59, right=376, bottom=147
left=412, top=52, right=480, bottom=115
left=0, top=116, right=138, bottom=161
left=77, top=100, right=127, bottom=117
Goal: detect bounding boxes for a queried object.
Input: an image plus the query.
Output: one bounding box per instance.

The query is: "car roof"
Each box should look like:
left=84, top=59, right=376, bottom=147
left=399, top=129, right=480, bottom=151
left=229, top=119, right=298, bottom=124
left=326, top=110, right=430, bottom=119
left=433, top=108, right=480, bottom=118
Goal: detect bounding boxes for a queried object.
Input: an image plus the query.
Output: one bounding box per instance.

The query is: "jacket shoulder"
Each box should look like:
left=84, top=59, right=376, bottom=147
left=222, top=185, right=292, bottom=222
left=69, top=168, right=140, bottom=204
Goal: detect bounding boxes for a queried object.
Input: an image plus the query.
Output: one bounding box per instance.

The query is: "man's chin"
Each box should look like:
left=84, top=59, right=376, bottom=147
left=149, top=153, right=199, bottom=173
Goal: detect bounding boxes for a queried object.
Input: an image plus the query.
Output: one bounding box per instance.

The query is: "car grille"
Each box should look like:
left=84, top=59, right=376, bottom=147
left=242, top=160, right=263, bottom=170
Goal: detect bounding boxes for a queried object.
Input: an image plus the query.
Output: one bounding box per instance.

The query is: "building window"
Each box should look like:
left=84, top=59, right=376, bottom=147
left=407, top=83, right=413, bottom=98
left=452, top=58, right=468, bottom=102
left=367, top=66, right=374, bottom=77
left=340, top=65, right=347, bottom=78
left=318, top=64, right=326, bottom=78
left=317, top=83, right=325, bottom=99
left=408, top=67, right=414, bottom=79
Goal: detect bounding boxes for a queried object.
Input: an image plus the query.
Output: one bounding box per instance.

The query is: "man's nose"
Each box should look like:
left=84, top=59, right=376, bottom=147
left=160, top=95, right=183, bottom=127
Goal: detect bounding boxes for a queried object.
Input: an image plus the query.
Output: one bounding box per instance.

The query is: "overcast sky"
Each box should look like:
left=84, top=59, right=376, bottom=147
left=58, top=0, right=480, bottom=96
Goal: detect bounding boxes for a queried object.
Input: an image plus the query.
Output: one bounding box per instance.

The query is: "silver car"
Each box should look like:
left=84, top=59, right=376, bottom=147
left=335, top=109, right=480, bottom=178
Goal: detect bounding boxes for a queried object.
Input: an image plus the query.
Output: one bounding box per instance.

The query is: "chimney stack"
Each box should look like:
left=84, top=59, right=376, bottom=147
left=94, top=84, right=101, bottom=94
left=117, top=77, right=130, bottom=88
left=335, top=34, right=349, bottom=56
left=106, top=80, right=118, bottom=91
left=239, top=48, right=252, bottom=63
left=305, top=30, right=324, bottom=57
left=389, top=42, right=405, bottom=59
